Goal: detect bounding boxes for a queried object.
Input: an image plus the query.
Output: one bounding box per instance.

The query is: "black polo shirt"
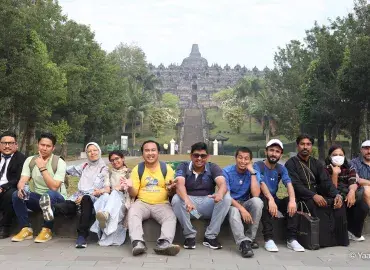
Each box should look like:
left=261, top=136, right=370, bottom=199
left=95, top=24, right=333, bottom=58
left=175, top=161, right=223, bottom=196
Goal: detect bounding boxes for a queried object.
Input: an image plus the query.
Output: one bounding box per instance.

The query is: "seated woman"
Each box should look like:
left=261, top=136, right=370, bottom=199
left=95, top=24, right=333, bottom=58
left=325, top=145, right=370, bottom=242
left=66, top=142, right=108, bottom=248
left=90, top=150, right=132, bottom=246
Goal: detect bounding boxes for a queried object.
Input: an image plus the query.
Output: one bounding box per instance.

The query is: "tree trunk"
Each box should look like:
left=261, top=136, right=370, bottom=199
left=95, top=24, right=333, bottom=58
left=60, top=142, right=68, bottom=159
left=331, top=124, right=339, bottom=143
left=131, top=116, right=136, bottom=147
left=25, top=121, right=36, bottom=157
left=249, top=116, right=252, bottom=132
left=19, top=129, right=26, bottom=153
left=265, top=123, right=270, bottom=144
left=350, top=121, right=361, bottom=158
left=317, top=124, right=325, bottom=161
left=364, top=102, right=369, bottom=139
left=140, top=115, right=144, bottom=132
left=326, top=126, right=333, bottom=148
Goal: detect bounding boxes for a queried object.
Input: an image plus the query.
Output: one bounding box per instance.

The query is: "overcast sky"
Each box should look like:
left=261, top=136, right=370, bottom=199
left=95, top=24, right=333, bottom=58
left=58, top=0, right=355, bottom=69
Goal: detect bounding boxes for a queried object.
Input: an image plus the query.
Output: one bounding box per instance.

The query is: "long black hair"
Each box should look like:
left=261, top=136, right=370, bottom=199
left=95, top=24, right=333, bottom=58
left=324, top=144, right=350, bottom=169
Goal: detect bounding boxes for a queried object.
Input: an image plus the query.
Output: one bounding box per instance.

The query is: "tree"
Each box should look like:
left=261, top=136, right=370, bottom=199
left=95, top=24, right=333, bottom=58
left=223, top=106, right=245, bottom=134
left=46, top=119, right=71, bottom=158
left=109, top=42, right=148, bottom=81
left=148, top=107, right=178, bottom=137
left=6, top=30, right=66, bottom=155
left=126, top=81, right=150, bottom=147
left=338, top=36, right=370, bottom=156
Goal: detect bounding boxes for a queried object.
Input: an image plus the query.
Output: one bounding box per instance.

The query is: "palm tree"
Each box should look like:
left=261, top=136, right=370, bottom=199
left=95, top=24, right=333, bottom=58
left=126, top=81, right=150, bottom=147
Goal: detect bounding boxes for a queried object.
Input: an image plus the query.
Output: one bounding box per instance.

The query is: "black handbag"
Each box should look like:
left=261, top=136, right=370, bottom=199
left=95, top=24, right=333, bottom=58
left=296, top=201, right=320, bottom=250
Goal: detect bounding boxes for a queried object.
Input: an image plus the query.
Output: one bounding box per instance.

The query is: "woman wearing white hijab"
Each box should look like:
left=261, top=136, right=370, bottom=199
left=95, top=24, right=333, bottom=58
left=66, top=142, right=108, bottom=248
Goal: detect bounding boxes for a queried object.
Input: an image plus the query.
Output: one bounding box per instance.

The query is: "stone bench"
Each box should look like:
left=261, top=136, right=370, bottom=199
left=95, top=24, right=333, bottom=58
left=7, top=212, right=370, bottom=244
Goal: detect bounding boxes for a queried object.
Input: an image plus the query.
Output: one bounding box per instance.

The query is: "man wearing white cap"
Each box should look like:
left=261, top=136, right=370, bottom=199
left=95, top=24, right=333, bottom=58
left=350, top=140, right=370, bottom=241
left=351, top=140, right=370, bottom=186
left=256, top=139, right=305, bottom=252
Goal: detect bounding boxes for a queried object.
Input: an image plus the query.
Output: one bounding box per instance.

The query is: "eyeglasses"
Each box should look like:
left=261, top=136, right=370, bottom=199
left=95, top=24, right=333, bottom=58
left=192, top=153, right=208, bottom=159
left=110, top=157, right=121, bottom=163
left=0, top=142, right=16, bottom=146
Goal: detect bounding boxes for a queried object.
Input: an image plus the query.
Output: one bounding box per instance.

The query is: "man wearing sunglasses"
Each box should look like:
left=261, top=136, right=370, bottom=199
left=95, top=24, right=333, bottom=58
left=172, top=142, right=231, bottom=250
left=0, top=131, right=26, bottom=238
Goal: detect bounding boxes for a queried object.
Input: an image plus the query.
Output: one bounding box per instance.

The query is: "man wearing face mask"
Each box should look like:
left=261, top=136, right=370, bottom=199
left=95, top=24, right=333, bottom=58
left=256, top=139, right=305, bottom=252
left=285, top=134, right=348, bottom=247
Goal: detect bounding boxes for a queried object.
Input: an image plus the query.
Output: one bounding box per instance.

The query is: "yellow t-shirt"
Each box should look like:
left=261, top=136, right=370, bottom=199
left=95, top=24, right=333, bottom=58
left=131, top=163, right=174, bottom=204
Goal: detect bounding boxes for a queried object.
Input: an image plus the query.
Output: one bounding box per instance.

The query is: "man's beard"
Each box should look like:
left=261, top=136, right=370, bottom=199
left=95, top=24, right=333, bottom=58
left=267, top=156, right=279, bottom=164
left=300, top=149, right=309, bottom=156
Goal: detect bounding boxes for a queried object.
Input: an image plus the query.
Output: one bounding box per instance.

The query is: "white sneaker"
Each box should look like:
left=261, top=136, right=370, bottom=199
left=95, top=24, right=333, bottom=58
left=264, top=239, right=279, bottom=252
left=287, top=240, right=305, bottom=252
left=348, top=231, right=365, bottom=242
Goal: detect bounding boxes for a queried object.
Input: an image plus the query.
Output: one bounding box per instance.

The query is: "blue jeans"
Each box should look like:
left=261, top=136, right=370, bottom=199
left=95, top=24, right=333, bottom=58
left=171, top=193, right=232, bottom=239
left=12, top=190, right=65, bottom=229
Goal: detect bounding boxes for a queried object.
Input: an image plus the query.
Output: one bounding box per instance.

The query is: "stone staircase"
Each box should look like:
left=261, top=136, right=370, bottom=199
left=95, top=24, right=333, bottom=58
left=182, top=108, right=204, bottom=153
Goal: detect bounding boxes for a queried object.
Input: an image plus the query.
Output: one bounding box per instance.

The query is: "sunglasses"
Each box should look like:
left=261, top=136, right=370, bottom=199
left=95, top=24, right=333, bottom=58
left=192, top=153, right=208, bottom=159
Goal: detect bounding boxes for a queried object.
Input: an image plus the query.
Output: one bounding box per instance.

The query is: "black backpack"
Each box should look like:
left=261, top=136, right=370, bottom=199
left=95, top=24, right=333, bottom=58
left=137, top=161, right=167, bottom=181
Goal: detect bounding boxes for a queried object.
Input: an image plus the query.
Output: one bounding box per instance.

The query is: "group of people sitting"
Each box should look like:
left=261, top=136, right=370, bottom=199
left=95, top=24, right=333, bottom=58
left=0, top=131, right=369, bottom=258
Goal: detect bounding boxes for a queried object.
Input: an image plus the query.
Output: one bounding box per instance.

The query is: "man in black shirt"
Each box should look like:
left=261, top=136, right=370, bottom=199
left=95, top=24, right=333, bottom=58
left=285, top=134, right=348, bottom=247
left=0, top=131, right=26, bottom=238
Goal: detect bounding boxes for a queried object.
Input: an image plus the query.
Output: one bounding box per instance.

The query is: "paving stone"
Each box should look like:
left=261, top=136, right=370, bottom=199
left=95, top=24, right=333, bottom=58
left=76, top=256, right=123, bottom=261
left=46, top=260, right=74, bottom=266
left=285, top=267, right=331, bottom=270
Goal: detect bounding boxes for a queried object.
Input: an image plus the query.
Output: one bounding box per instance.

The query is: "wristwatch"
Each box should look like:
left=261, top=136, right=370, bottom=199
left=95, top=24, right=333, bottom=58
left=250, top=172, right=257, bottom=175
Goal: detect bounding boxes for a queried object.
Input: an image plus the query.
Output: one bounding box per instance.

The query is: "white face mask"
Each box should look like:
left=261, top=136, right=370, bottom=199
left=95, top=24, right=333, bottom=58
left=331, top=156, right=345, bottom=166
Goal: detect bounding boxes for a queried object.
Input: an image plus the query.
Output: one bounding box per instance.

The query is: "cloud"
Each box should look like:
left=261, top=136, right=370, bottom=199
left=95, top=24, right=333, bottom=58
left=58, top=0, right=354, bottom=68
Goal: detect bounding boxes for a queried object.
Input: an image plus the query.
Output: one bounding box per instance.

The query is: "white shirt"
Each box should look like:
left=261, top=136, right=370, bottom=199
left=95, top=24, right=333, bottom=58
left=0, top=154, right=14, bottom=186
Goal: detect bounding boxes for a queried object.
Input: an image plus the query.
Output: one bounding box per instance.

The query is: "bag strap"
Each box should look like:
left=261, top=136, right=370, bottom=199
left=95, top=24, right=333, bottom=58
left=297, top=201, right=311, bottom=216
left=138, top=162, right=145, bottom=181
left=294, top=156, right=315, bottom=180
left=29, top=156, right=37, bottom=173
left=51, top=155, right=59, bottom=174
left=29, top=155, right=59, bottom=174
left=159, top=161, right=167, bottom=179
left=138, top=161, right=167, bottom=181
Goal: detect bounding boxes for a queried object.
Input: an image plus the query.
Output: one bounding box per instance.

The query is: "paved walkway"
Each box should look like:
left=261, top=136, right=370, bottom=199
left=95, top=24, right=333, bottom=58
left=0, top=236, right=368, bottom=270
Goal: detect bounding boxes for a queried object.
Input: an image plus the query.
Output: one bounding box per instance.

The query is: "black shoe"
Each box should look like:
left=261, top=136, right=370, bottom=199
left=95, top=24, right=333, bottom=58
left=184, top=238, right=196, bottom=249
left=75, top=235, right=87, bottom=248
left=203, top=237, right=222, bottom=249
left=0, top=227, right=10, bottom=239
left=239, top=240, right=254, bottom=258
left=251, top=240, right=259, bottom=249
left=154, top=239, right=180, bottom=256
left=132, top=240, right=147, bottom=256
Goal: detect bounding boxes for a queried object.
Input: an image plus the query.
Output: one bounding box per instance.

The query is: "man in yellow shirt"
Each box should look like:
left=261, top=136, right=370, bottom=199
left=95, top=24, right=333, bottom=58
left=125, top=140, right=180, bottom=256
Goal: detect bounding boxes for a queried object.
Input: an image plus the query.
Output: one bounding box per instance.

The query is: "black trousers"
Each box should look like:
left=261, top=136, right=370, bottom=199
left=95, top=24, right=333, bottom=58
left=0, top=187, right=17, bottom=228
left=77, top=195, right=94, bottom=238
left=54, top=195, right=94, bottom=238
left=261, top=196, right=298, bottom=242
left=347, top=199, right=369, bottom=237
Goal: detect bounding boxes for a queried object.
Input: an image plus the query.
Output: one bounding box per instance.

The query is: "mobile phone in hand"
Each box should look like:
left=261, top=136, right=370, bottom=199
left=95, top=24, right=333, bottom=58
left=190, top=209, right=202, bottom=219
